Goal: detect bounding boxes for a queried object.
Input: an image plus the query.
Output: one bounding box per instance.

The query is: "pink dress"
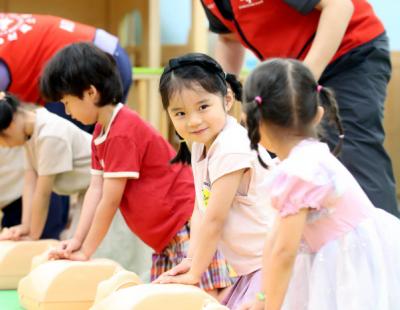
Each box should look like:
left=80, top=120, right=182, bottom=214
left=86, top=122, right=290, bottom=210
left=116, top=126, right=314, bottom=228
left=268, top=139, right=400, bottom=309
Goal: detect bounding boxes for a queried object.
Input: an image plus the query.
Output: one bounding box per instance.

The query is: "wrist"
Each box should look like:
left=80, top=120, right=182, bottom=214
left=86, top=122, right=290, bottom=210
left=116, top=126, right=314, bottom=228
left=256, top=291, right=266, bottom=302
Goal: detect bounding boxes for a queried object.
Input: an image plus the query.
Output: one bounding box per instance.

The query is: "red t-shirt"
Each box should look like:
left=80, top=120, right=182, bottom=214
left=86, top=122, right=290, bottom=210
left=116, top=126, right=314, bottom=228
left=202, top=0, right=384, bottom=62
left=0, top=14, right=95, bottom=104
left=91, top=104, right=194, bottom=253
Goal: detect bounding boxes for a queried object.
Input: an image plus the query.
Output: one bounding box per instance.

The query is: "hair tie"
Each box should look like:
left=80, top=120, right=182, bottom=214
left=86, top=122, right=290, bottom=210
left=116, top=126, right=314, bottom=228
left=254, top=96, right=262, bottom=106
left=317, top=85, right=323, bottom=93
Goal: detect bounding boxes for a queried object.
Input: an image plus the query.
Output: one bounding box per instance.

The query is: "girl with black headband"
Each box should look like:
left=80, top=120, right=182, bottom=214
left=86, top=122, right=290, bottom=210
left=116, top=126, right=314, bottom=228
left=155, top=53, right=275, bottom=309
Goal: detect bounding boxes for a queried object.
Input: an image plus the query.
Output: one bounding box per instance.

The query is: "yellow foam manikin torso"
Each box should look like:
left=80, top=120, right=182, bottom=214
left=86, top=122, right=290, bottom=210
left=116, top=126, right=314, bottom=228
left=18, top=259, right=121, bottom=310
left=0, top=240, right=58, bottom=289
left=91, top=283, right=229, bottom=310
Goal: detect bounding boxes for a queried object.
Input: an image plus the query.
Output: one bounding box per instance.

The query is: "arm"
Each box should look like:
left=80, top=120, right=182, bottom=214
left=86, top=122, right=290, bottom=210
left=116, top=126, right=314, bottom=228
left=0, top=170, right=37, bottom=240
left=215, top=33, right=246, bottom=76
left=261, top=209, right=308, bottom=310
left=21, top=169, right=37, bottom=229
left=72, top=177, right=127, bottom=260
left=72, top=175, right=104, bottom=244
left=161, top=169, right=245, bottom=284
left=303, top=0, right=354, bottom=80
left=187, top=200, right=201, bottom=258
left=28, top=175, right=56, bottom=240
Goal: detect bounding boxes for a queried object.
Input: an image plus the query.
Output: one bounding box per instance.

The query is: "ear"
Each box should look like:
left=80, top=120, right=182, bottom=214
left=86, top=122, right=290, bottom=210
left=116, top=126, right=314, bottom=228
left=85, top=85, right=100, bottom=105
left=87, top=85, right=98, bottom=98
left=224, top=88, right=235, bottom=112
left=313, top=106, right=324, bottom=125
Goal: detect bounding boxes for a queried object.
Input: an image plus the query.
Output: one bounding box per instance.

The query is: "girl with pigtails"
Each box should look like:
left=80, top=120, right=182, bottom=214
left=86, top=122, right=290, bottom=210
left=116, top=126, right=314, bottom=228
left=155, top=53, right=275, bottom=310
left=242, top=59, right=400, bottom=310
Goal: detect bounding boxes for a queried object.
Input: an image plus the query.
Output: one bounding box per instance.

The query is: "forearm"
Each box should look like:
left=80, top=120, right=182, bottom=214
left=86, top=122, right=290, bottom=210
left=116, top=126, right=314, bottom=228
left=80, top=199, right=117, bottom=257
left=215, top=34, right=245, bottom=75
left=187, top=205, right=201, bottom=258
left=73, top=186, right=102, bottom=243
left=303, top=0, right=354, bottom=80
left=29, top=191, right=52, bottom=239
left=263, top=251, right=296, bottom=310
left=190, top=217, right=223, bottom=279
left=21, top=171, right=37, bottom=227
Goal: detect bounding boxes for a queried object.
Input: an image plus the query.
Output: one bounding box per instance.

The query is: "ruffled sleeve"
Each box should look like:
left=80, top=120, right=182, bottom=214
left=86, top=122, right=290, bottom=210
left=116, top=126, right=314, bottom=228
left=269, top=172, right=334, bottom=217
left=266, top=141, right=344, bottom=217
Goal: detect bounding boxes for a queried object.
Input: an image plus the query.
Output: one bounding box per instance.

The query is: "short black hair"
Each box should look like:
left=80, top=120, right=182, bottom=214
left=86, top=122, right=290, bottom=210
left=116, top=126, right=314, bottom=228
left=40, top=42, right=123, bottom=106
left=0, top=92, right=20, bottom=131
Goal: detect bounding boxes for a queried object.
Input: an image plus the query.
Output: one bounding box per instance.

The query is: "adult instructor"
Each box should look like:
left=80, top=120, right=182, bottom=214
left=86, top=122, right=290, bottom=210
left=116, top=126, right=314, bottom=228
left=0, top=13, right=132, bottom=131
left=201, top=0, right=398, bottom=216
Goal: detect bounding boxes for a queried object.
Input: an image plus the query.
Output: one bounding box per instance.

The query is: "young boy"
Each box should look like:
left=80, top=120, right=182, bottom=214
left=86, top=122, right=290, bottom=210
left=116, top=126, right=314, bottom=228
left=40, top=43, right=233, bottom=294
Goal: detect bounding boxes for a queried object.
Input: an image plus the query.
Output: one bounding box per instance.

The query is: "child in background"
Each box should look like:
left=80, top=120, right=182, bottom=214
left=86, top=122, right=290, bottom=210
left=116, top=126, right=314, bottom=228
left=41, top=43, right=234, bottom=296
left=242, top=59, right=400, bottom=310
left=155, top=53, right=274, bottom=309
left=0, top=92, right=91, bottom=240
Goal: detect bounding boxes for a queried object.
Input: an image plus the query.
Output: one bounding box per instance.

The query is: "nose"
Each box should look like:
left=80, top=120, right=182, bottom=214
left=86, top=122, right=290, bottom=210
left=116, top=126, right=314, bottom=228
left=187, top=112, right=201, bottom=128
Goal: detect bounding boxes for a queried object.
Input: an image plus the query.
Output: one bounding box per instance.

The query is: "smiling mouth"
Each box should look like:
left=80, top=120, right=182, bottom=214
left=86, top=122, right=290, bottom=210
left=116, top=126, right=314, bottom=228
left=191, top=128, right=207, bottom=135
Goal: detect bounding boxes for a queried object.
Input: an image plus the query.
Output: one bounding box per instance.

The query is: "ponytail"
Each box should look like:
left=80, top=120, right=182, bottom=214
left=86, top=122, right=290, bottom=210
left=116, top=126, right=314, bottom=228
left=170, top=132, right=191, bottom=165
left=0, top=92, right=20, bottom=131
left=225, top=73, right=242, bottom=101
left=245, top=97, right=269, bottom=169
left=318, top=86, right=344, bottom=156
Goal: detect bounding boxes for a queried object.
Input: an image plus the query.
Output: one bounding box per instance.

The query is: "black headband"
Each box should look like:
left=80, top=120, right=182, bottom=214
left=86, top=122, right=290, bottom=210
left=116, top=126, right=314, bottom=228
left=165, top=57, right=226, bottom=84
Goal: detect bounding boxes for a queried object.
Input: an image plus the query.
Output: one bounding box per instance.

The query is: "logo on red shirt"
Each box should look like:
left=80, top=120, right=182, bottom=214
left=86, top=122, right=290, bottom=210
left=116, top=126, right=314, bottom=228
left=0, top=14, right=36, bottom=45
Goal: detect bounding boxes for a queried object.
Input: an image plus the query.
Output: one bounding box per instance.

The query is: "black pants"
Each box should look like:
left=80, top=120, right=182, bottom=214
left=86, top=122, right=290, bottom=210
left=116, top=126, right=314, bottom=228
left=320, top=33, right=398, bottom=217
left=1, top=193, right=69, bottom=239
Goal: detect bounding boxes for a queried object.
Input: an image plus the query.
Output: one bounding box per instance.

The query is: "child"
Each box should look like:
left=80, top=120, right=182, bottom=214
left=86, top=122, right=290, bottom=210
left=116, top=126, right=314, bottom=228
left=41, top=43, right=234, bottom=296
left=242, top=59, right=400, bottom=310
left=155, top=53, right=275, bottom=309
left=0, top=92, right=91, bottom=240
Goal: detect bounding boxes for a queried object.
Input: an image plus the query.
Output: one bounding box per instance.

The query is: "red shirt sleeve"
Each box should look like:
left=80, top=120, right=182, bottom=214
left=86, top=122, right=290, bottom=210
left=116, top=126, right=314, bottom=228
left=91, top=138, right=103, bottom=175
left=103, top=136, right=141, bottom=178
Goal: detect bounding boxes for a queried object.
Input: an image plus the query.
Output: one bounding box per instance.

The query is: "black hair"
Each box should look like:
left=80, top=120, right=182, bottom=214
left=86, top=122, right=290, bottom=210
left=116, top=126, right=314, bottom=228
left=0, top=92, right=20, bottom=131
left=40, top=42, right=123, bottom=106
left=244, top=58, right=344, bottom=166
left=159, top=53, right=242, bottom=165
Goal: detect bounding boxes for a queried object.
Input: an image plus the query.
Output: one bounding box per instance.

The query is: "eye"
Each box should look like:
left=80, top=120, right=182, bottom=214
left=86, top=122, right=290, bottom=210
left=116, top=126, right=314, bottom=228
left=174, top=111, right=185, bottom=117
left=199, top=104, right=209, bottom=111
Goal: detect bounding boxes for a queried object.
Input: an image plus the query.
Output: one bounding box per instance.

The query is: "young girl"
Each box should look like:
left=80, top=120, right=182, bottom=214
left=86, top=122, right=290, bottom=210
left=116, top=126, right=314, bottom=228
left=242, top=59, right=400, bottom=310
left=41, top=43, right=234, bottom=296
left=0, top=92, right=91, bottom=240
left=155, top=53, right=275, bottom=309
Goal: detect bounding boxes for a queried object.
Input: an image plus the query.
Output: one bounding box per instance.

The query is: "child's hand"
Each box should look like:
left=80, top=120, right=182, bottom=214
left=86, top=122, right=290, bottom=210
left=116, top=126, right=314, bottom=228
left=0, top=228, right=12, bottom=240
left=0, top=224, right=30, bottom=241
left=239, top=299, right=265, bottom=310
left=153, top=257, right=192, bottom=283
left=156, top=269, right=200, bottom=286
left=67, top=250, right=90, bottom=261
left=48, top=238, right=82, bottom=260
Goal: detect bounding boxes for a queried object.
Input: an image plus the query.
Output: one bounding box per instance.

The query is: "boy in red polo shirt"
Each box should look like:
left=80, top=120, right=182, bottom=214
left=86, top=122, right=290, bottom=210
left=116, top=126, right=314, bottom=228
left=41, top=42, right=234, bottom=295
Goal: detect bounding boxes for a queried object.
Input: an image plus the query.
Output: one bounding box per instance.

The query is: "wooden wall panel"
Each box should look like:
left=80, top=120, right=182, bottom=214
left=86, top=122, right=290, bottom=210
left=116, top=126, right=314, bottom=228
left=384, top=52, right=400, bottom=198
left=3, top=0, right=109, bottom=30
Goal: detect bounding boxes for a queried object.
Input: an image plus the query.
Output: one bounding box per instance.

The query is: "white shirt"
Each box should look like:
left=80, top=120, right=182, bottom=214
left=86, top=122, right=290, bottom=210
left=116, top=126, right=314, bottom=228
left=24, top=108, right=91, bottom=195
